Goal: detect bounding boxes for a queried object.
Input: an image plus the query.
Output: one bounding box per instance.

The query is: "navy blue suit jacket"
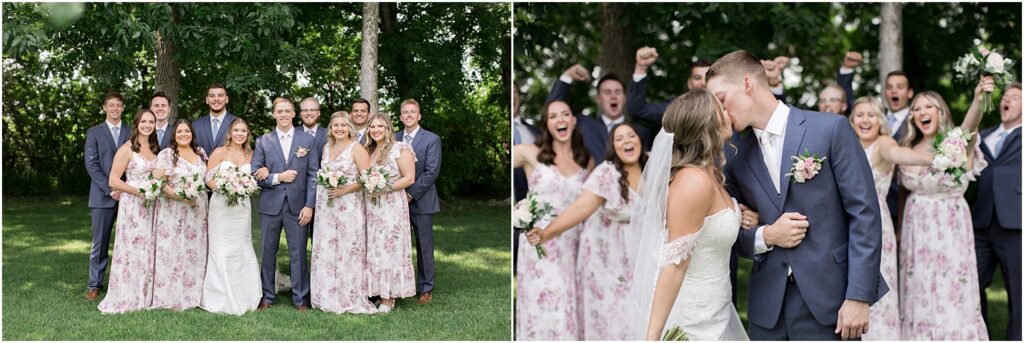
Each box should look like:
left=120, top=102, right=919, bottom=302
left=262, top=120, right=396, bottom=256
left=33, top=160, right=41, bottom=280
left=724, top=107, right=887, bottom=328
left=84, top=122, right=132, bottom=208
left=973, top=126, right=1022, bottom=230
left=192, top=112, right=237, bottom=157
left=251, top=129, right=320, bottom=216
left=397, top=128, right=442, bottom=215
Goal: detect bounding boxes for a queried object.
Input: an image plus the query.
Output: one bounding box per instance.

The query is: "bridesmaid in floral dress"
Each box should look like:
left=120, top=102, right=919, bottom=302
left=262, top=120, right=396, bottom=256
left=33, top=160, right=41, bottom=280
left=150, top=119, right=208, bottom=311
left=524, top=122, right=644, bottom=340
left=847, top=97, right=935, bottom=340
left=311, top=112, right=378, bottom=314
left=363, top=112, right=417, bottom=313
left=98, top=109, right=160, bottom=314
left=898, top=84, right=991, bottom=340
left=512, top=100, right=593, bottom=340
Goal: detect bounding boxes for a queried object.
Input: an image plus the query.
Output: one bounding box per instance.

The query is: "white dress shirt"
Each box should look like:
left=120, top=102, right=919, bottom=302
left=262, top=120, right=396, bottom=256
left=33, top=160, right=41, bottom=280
left=752, top=101, right=791, bottom=256
left=271, top=127, right=295, bottom=185
left=403, top=126, right=420, bottom=144
left=985, top=123, right=1021, bottom=157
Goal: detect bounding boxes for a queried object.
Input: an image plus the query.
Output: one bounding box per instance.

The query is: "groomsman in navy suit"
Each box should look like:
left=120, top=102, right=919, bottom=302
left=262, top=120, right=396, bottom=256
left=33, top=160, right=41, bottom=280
left=192, top=83, right=237, bottom=155
left=252, top=97, right=320, bottom=312
left=84, top=91, right=132, bottom=301
left=973, top=82, right=1022, bottom=340
left=351, top=98, right=372, bottom=145
left=882, top=71, right=915, bottom=231
left=150, top=91, right=174, bottom=150
left=396, top=99, right=442, bottom=305
left=298, top=97, right=328, bottom=242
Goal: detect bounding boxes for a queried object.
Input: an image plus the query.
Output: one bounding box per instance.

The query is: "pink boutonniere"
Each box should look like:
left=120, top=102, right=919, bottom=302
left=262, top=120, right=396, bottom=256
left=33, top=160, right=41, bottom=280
left=786, top=149, right=826, bottom=183
left=295, top=146, right=309, bottom=159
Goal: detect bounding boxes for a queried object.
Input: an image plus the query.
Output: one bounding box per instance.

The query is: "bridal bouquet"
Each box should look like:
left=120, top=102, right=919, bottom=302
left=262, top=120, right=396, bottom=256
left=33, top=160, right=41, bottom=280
left=212, top=165, right=260, bottom=207
left=138, top=176, right=164, bottom=208
left=173, top=173, right=206, bottom=207
left=954, top=46, right=1016, bottom=114
left=512, top=191, right=554, bottom=259
left=930, top=126, right=973, bottom=187
left=358, top=166, right=392, bottom=205
left=662, top=325, right=690, bottom=341
left=317, top=166, right=349, bottom=206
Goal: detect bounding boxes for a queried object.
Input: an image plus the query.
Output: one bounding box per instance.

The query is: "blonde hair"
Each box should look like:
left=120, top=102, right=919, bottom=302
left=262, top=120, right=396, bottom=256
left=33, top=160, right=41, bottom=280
left=849, top=96, right=891, bottom=137
left=272, top=97, right=294, bottom=110
left=364, top=112, right=397, bottom=165
left=705, top=50, right=770, bottom=89
left=400, top=98, right=420, bottom=109
left=662, top=89, right=730, bottom=185
left=327, top=111, right=357, bottom=145
left=901, top=91, right=954, bottom=147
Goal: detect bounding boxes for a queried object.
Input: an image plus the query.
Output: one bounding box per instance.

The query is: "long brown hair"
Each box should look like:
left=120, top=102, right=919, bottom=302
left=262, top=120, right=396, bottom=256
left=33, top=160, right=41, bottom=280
left=221, top=117, right=253, bottom=155
left=130, top=109, right=160, bottom=155
left=169, top=119, right=205, bottom=166
left=535, top=100, right=589, bottom=168
left=605, top=122, right=648, bottom=202
left=900, top=91, right=954, bottom=148
left=662, top=89, right=730, bottom=184
left=364, top=112, right=397, bottom=165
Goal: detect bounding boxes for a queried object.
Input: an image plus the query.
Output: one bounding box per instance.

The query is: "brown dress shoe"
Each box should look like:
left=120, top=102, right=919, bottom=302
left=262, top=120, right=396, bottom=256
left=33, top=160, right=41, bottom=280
left=417, top=292, right=432, bottom=304
left=257, top=301, right=271, bottom=310
left=295, top=305, right=309, bottom=313
left=85, top=289, right=100, bottom=301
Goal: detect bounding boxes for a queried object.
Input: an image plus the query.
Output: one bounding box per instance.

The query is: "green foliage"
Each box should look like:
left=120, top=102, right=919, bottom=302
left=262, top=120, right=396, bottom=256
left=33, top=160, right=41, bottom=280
left=2, top=3, right=510, bottom=199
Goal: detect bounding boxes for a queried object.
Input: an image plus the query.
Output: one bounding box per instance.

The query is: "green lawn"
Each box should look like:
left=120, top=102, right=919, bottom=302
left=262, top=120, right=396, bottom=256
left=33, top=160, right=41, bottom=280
left=2, top=197, right=511, bottom=340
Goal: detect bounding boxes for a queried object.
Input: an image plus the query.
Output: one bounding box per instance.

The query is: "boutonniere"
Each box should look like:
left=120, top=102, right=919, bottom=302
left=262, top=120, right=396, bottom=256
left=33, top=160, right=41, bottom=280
left=786, top=149, right=826, bottom=183
left=295, top=146, right=310, bottom=159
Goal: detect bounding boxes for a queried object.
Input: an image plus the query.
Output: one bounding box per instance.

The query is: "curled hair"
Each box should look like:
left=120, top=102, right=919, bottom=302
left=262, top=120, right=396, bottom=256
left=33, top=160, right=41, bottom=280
left=605, top=122, right=648, bottom=202
left=364, top=112, right=397, bottom=165
left=662, top=89, right=729, bottom=185
left=220, top=117, right=254, bottom=155
left=901, top=91, right=954, bottom=148
left=534, top=100, right=589, bottom=168
left=327, top=111, right=357, bottom=145
left=849, top=96, right=891, bottom=137
left=130, top=109, right=160, bottom=155
left=169, top=119, right=205, bottom=166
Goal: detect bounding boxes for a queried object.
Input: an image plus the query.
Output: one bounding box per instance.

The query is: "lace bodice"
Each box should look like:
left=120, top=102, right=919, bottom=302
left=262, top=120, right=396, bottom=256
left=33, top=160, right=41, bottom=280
left=658, top=199, right=740, bottom=274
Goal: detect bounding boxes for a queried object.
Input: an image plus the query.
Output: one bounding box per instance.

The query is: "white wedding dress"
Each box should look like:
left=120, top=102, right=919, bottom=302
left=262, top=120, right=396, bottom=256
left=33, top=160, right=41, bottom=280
left=627, top=129, right=748, bottom=340
left=200, top=161, right=262, bottom=315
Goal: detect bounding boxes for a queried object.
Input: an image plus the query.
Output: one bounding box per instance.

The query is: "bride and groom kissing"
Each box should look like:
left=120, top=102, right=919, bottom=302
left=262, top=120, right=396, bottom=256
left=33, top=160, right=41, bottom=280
left=628, top=50, right=888, bottom=341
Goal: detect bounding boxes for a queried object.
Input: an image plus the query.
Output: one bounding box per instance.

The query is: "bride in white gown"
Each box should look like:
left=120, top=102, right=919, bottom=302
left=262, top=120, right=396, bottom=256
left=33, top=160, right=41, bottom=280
left=201, top=118, right=262, bottom=315
left=627, top=90, right=748, bottom=340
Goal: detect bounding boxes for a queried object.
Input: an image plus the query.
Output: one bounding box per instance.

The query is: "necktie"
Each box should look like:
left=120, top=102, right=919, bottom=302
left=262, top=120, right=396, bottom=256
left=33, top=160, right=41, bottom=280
left=282, top=133, right=291, bottom=163
left=758, top=130, right=780, bottom=193
left=111, top=126, right=120, bottom=144
left=157, top=128, right=164, bottom=144
left=993, top=131, right=1009, bottom=157
left=607, top=122, right=615, bottom=132
left=404, top=134, right=413, bottom=144
left=212, top=118, right=221, bottom=141
left=887, top=114, right=898, bottom=133
left=513, top=126, right=522, bottom=145
left=307, top=128, right=315, bottom=137
left=357, top=132, right=364, bottom=142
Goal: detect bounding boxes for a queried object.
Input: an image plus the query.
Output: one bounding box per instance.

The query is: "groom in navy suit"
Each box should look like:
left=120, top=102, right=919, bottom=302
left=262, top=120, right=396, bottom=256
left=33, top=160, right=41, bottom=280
left=84, top=91, right=132, bottom=301
left=192, top=83, right=237, bottom=155
left=973, top=83, right=1022, bottom=340
left=252, top=97, right=320, bottom=312
left=396, top=99, right=442, bottom=305
left=708, top=50, right=886, bottom=340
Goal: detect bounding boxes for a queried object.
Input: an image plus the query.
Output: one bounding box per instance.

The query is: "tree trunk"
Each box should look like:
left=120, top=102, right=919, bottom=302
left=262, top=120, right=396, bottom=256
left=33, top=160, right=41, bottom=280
left=879, top=3, right=903, bottom=88
left=380, top=2, right=413, bottom=102
left=154, top=4, right=181, bottom=120
left=360, top=2, right=381, bottom=113
left=599, top=3, right=633, bottom=90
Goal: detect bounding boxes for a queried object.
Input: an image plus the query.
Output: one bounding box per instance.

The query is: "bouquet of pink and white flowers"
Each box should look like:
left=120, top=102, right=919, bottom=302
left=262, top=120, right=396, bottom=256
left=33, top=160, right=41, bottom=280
left=954, top=46, right=1016, bottom=114
left=930, top=127, right=974, bottom=187
left=513, top=191, right=554, bottom=259
left=317, top=166, right=350, bottom=206
left=212, top=165, right=260, bottom=207
left=138, top=176, right=164, bottom=208
left=358, top=166, right=392, bottom=205
left=173, top=172, right=207, bottom=207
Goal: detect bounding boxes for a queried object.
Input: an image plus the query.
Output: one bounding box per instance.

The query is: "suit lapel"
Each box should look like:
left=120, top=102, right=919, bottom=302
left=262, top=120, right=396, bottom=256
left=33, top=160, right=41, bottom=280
left=778, top=109, right=807, bottom=206
left=998, top=128, right=1021, bottom=163
left=266, top=131, right=286, bottom=167
left=979, top=127, right=996, bottom=161
left=287, top=130, right=303, bottom=168
left=741, top=132, right=782, bottom=211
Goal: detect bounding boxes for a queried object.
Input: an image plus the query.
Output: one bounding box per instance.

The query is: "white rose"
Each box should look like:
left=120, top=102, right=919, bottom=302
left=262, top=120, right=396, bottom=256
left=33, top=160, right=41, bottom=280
left=514, top=206, right=532, bottom=227
left=932, top=155, right=950, bottom=170
left=793, top=160, right=806, bottom=172
left=986, top=52, right=1006, bottom=74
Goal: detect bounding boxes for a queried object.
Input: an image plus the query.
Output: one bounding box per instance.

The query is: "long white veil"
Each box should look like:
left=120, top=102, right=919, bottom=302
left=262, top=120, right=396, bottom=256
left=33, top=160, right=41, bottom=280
left=625, top=128, right=674, bottom=339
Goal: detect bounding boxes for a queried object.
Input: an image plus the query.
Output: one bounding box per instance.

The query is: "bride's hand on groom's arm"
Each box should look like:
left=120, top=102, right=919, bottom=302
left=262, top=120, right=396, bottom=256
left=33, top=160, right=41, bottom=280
left=763, top=212, right=809, bottom=248
left=835, top=299, right=870, bottom=340
left=253, top=167, right=270, bottom=181
left=739, top=204, right=758, bottom=229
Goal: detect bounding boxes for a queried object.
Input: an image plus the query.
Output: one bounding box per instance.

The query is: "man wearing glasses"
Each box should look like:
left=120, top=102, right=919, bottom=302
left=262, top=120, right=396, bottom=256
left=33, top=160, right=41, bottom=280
left=299, top=97, right=328, bottom=156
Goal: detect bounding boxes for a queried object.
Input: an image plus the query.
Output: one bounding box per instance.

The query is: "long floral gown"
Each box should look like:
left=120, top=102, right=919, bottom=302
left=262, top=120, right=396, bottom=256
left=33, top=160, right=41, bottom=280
left=364, top=142, right=417, bottom=299
left=861, top=142, right=900, bottom=340
left=98, top=152, right=157, bottom=314
left=516, top=163, right=587, bottom=340
left=312, top=142, right=378, bottom=314
left=150, top=148, right=208, bottom=311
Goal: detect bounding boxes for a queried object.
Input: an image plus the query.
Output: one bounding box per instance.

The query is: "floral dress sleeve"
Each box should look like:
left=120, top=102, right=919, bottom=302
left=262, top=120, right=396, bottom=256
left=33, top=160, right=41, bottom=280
left=391, top=142, right=417, bottom=163
left=582, top=161, right=619, bottom=202
left=155, top=149, right=174, bottom=176
left=658, top=232, right=701, bottom=268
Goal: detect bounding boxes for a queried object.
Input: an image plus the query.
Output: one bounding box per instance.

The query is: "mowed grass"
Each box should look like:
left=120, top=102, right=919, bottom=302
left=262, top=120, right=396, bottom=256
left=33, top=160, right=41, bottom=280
left=2, top=197, right=511, bottom=340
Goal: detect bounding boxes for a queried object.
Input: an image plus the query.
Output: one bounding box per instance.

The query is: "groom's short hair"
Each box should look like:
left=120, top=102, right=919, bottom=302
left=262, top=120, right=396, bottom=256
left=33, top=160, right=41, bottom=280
left=705, top=50, right=769, bottom=87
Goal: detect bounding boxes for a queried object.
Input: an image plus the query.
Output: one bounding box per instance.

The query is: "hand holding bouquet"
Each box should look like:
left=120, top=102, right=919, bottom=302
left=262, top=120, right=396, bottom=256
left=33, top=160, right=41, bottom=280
left=317, top=166, right=350, bottom=206
left=212, top=165, right=260, bottom=207
left=513, top=191, right=554, bottom=259
left=358, top=166, right=392, bottom=205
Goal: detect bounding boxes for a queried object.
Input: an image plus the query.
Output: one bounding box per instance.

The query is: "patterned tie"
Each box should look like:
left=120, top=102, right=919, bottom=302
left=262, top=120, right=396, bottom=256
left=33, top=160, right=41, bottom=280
left=993, top=131, right=1009, bottom=157
left=357, top=131, right=364, bottom=142
left=307, top=128, right=315, bottom=137
left=404, top=134, right=413, bottom=144
left=111, top=126, right=120, bottom=144
left=212, top=118, right=221, bottom=140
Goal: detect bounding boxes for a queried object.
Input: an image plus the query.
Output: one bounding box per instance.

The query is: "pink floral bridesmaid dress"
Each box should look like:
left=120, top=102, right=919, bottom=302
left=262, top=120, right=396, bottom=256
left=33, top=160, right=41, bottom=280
left=149, top=148, right=208, bottom=311
left=365, top=142, right=417, bottom=300
left=312, top=142, right=378, bottom=314
left=861, top=142, right=900, bottom=340
left=515, top=163, right=587, bottom=341
left=98, top=152, right=157, bottom=314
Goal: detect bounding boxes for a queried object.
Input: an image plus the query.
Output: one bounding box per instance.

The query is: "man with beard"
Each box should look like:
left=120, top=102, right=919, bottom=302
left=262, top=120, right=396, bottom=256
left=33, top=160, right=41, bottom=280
left=192, top=83, right=236, bottom=156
